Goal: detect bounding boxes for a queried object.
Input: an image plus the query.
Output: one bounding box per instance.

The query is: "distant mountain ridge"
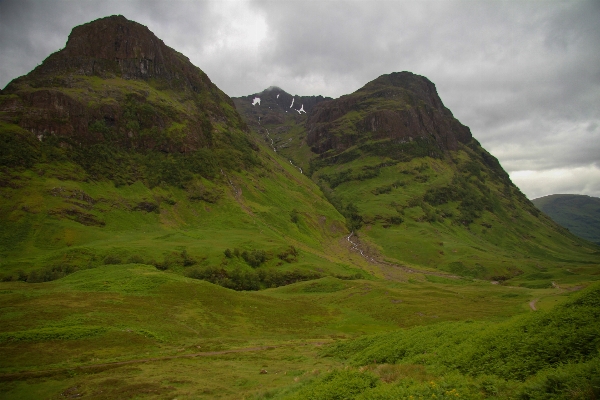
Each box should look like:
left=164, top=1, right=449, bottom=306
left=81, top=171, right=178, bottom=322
left=533, top=194, right=600, bottom=245
left=233, top=86, right=331, bottom=129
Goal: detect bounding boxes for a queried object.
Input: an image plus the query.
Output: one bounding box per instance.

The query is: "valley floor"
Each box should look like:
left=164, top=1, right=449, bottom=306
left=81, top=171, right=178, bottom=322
left=0, top=261, right=589, bottom=399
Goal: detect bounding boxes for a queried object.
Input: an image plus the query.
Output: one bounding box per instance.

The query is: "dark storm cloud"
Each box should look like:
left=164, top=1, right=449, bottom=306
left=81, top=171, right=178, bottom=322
left=1, top=0, right=599, bottom=198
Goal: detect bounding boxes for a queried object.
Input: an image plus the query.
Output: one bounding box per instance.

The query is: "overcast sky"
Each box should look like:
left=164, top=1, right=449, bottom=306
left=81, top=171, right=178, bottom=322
left=1, top=0, right=599, bottom=199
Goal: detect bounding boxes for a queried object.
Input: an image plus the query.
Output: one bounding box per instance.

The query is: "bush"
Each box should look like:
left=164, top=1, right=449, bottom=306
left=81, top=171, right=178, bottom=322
left=241, top=249, right=267, bottom=268
left=290, top=209, right=300, bottom=224
left=277, top=246, right=299, bottom=263
left=103, top=254, right=122, bottom=265
left=185, top=266, right=323, bottom=291
left=291, top=370, right=379, bottom=400
left=344, top=203, right=363, bottom=231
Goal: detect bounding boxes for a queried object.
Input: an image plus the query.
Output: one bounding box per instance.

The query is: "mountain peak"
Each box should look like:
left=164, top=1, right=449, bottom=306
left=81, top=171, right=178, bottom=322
left=306, top=71, right=471, bottom=154
left=63, top=15, right=165, bottom=61
left=1, top=15, right=249, bottom=155
left=264, top=86, right=285, bottom=93
left=9, top=15, right=213, bottom=94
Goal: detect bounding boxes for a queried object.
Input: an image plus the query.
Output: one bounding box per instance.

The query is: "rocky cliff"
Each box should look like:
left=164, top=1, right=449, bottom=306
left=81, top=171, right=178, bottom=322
left=306, top=72, right=472, bottom=154
left=233, top=86, right=331, bottom=127
left=1, top=15, right=247, bottom=154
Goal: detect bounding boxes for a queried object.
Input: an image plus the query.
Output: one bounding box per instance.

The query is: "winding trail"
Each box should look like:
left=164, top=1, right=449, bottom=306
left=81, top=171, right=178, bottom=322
left=529, top=299, right=538, bottom=311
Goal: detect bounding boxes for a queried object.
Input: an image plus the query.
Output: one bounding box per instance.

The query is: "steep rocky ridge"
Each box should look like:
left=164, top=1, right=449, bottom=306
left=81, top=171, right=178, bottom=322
left=306, top=72, right=472, bottom=155
left=233, top=86, right=331, bottom=129
left=1, top=15, right=247, bottom=156
left=232, top=87, right=331, bottom=168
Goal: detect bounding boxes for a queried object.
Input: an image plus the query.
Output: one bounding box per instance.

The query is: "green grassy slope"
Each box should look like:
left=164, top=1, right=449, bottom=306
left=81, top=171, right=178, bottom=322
left=0, top=262, right=545, bottom=398
left=0, top=133, right=359, bottom=285
left=0, top=15, right=359, bottom=287
left=277, top=282, right=600, bottom=399
left=533, top=194, right=600, bottom=245
left=234, top=74, right=600, bottom=289
left=1, top=17, right=599, bottom=399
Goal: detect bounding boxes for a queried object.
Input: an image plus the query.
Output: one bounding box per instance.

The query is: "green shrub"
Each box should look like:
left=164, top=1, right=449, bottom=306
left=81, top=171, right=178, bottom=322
left=278, top=246, right=299, bottom=263
left=290, top=209, right=300, bottom=224
left=291, top=370, right=379, bottom=400
left=185, top=266, right=323, bottom=291
left=324, top=282, right=600, bottom=383
left=103, top=254, right=122, bottom=265
left=241, top=249, right=267, bottom=268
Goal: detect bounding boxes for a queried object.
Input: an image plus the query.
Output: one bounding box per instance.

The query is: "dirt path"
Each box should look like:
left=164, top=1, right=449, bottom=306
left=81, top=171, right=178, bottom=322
left=0, top=342, right=330, bottom=382
left=529, top=299, right=538, bottom=311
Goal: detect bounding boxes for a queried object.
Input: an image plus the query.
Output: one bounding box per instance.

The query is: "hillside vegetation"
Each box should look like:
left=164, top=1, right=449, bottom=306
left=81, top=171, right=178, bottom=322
left=236, top=73, right=600, bottom=289
left=276, top=282, right=600, bottom=399
left=0, top=15, right=599, bottom=400
left=533, top=194, right=600, bottom=245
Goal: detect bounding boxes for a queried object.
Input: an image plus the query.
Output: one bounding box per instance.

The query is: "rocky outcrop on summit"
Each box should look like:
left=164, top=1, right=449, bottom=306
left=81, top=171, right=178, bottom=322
left=306, top=72, right=472, bottom=154
left=1, top=15, right=246, bottom=153
left=7, top=15, right=216, bottom=94
left=233, top=87, right=331, bottom=127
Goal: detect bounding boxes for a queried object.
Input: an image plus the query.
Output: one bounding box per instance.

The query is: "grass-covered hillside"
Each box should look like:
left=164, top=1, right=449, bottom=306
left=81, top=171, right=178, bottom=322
left=533, top=194, right=600, bottom=245
left=0, top=15, right=360, bottom=287
left=236, top=72, right=600, bottom=288
left=274, top=281, right=600, bottom=399
left=1, top=16, right=599, bottom=400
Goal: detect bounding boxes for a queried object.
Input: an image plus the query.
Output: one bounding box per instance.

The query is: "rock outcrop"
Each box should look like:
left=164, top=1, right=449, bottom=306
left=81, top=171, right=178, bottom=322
left=306, top=71, right=472, bottom=154
left=1, top=15, right=246, bottom=153
left=233, top=86, right=332, bottom=128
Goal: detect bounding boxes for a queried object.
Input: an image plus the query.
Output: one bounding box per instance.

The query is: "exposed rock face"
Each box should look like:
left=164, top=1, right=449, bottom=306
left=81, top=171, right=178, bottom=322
left=306, top=71, right=472, bottom=154
left=9, top=15, right=214, bottom=93
left=233, top=86, right=332, bottom=128
left=1, top=15, right=244, bottom=153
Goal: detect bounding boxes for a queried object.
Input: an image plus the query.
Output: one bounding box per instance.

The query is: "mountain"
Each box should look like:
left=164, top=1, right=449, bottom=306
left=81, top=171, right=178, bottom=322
left=0, top=14, right=255, bottom=180
left=232, top=87, right=331, bottom=170
left=1, top=15, right=599, bottom=400
left=306, top=72, right=471, bottom=154
left=533, top=194, right=600, bottom=244
left=0, top=15, right=351, bottom=285
left=235, top=72, right=600, bottom=286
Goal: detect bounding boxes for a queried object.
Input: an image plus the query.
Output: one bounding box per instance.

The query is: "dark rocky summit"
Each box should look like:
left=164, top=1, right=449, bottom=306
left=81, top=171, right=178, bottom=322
left=233, top=86, right=331, bottom=128
left=306, top=72, right=472, bottom=154
left=1, top=15, right=246, bottom=154
left=14, top=15, right=211, bottom=91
